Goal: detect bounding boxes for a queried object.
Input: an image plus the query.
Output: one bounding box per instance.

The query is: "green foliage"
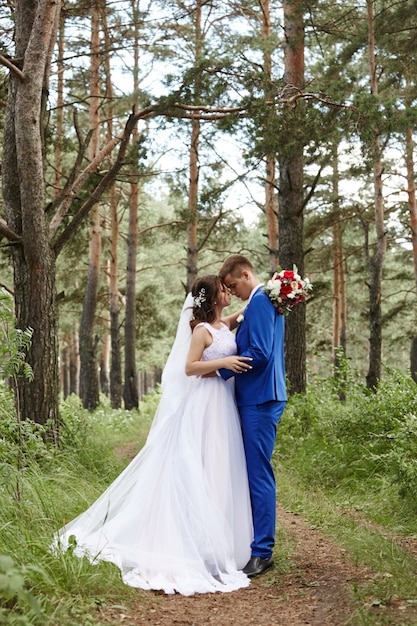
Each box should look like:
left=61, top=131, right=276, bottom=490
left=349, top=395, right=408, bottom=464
left=0, top=555, right=49, bottom=626
left=0, top=289, right=33, bottom=382
left=0, top=289, right=44, bottom=498
left=275, top=368, right=417, bottom=619
left=57, top=394, right=146, bottom=480
left=375, top=411, right=417, bottom=500
left=277, top=368, right=417, bottom=502
left=0, top=390, right=156, bottom=624
left=2, top=378, right=417, bottom=622
left=0, top=385, right=49, bottom=471
left=138, top=386, right=161, bottom=422
left=275, top=470, right=417, bottom=618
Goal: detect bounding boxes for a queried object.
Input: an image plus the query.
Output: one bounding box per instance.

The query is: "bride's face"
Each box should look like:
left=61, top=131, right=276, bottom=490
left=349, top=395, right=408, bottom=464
left=218, top=284, right=232, bottom=308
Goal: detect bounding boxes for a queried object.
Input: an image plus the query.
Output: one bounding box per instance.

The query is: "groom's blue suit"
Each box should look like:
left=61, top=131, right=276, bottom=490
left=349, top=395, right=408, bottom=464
left=220, top=286, right=287, bottom=559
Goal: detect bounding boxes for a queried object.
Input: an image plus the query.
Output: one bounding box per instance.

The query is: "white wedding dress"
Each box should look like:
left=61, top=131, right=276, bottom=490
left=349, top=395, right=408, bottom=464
left=55, top=296, right=253, bottom=596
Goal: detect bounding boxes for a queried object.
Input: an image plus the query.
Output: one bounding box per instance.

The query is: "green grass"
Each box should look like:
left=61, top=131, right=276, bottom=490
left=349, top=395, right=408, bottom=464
left=275, top=469, right=417, bottom=624
left=273, top=368, right=417, bottom=624
left=2, top=369, right=417, bottom=624
left=0, top=392, right=153, bottom=625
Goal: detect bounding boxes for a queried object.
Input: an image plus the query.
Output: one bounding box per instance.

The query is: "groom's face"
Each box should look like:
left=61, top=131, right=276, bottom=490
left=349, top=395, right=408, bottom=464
left=224, top=270, right=252, bottom=301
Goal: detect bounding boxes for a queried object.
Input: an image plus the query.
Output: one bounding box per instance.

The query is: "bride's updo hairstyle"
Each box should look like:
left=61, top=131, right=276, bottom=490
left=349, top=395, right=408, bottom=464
left=190, top=275, right=223, bottom=330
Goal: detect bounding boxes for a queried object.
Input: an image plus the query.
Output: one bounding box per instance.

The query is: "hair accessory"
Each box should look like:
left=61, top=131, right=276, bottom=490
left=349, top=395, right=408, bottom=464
left=193, top=288, right=206, bottom=308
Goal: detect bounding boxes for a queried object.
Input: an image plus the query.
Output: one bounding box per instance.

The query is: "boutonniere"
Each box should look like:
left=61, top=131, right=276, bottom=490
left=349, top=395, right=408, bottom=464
left=236, top=313, right=245, bottom=324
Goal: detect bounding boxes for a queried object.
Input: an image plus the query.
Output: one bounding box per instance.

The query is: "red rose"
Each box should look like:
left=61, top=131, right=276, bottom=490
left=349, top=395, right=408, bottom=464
left=280, top=284, right=292, bottom=296
left=282, top=270, right=294, bottom=279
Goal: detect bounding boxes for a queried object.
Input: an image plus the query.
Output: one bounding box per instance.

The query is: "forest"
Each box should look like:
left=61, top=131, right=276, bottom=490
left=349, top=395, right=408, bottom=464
left=2, top=0, right=417, bottom=624
left=0, top=0, right=416, bottom=426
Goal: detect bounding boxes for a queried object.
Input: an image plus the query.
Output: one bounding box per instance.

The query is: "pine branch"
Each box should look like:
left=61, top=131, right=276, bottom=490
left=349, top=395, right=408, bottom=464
left=52, top=111, right=138, bottom=255
left=0, top=218, right=21, bottom=243
left=0, top=54, right=25, bottom=81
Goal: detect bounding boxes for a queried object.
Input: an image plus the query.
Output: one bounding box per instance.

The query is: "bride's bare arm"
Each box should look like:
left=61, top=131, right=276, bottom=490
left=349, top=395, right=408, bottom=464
left=185, top=326, right=252, bottom=377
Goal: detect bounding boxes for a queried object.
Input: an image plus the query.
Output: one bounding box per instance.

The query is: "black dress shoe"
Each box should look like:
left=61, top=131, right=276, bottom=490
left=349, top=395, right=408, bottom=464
left=242, top=556, right=274, bottom=577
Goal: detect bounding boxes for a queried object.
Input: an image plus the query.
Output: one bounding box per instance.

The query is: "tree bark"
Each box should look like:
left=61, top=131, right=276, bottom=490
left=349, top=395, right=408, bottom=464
left=365, top=0, right=386, bottom=391
left=331, top=147, right=347, bottom=399
left=1, top=1, right=151, bottom=428
left=187, top=116, right=200, bottom=291
left=100, top=328, right=110, bottom=395
left=109, top=184, right=122, bottom=406
left=79, top=0, right=102, bottom=410
left=61, top=344, right=70, bottom=399
left=103, top=6, right=121, bottom=406
left=2, top=0, right=61, bottom=437
left=123, top=181, right=139, bottom=409
left=411, top=337, right=417, bottom=383
left=123, top=0, right=141, bottom=410
left=260, top=0, right=279, bottom=274
left=186, top=0, right=203, bottom=291
left=69, top=327, right=79, bottom=396
left=278, top=0, right=306, bottom=395
left=405, top=124, right=417, bottom=381
left=53, top=11, right=65, bottom=197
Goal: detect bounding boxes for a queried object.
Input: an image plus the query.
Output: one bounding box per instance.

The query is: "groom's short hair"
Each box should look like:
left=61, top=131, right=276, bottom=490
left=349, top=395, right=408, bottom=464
left=219, top=255, right=255, bottom=281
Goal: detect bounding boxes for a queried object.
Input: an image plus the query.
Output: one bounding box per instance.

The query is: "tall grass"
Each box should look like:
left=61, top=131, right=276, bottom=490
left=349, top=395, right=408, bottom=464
left=275, top=366, right=417, bottom=623
left=2, top=360, right=417, bottom=624
left=277, top=367, right=417, bottom=518
left=0, top=391, right=154, bottom=625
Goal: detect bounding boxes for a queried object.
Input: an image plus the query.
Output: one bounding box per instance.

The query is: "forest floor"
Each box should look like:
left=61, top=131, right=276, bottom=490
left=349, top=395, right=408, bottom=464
left=94, top=445, right=417, bottom=626
left=97, top=503, right=417, bottom=626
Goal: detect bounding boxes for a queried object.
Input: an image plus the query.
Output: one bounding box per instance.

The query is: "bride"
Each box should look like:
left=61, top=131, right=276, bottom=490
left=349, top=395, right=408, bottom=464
left=55, top=275, right=254, bottom=596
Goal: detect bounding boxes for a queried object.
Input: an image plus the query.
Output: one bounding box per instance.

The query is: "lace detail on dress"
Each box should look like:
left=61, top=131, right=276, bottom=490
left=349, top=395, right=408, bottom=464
left=195, top=323, right=237, bottom=361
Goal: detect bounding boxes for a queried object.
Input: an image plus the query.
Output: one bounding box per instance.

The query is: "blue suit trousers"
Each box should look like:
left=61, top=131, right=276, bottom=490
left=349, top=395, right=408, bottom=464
left=239, top=400, right=286, bottom=559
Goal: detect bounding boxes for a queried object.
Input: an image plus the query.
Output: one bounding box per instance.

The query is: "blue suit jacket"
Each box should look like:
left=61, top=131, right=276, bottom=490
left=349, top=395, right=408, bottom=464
left=220, top=287, right=287, bottom=407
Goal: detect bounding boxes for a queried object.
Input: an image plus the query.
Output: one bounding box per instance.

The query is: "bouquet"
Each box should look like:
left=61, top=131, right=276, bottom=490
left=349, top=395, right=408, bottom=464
left=264, top=265, right=312, bottom=315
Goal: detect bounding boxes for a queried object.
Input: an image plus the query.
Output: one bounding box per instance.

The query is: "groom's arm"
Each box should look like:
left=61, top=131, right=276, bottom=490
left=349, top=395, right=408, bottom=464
left=238, top=296, right=276, bottom=369
left=219, top=296, right=275, bottom=379
left=218, top=367, right=234, bottom=381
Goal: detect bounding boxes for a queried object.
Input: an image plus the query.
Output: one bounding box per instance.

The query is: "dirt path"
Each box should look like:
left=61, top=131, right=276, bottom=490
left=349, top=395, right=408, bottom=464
left=99, top=502, right=386, bottom=626
left=103, top=444, right=417, bottom=625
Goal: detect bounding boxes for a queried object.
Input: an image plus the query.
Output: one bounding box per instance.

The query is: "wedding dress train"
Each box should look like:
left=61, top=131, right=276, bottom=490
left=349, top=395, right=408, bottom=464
left=55, top=298, right=253, bottom=596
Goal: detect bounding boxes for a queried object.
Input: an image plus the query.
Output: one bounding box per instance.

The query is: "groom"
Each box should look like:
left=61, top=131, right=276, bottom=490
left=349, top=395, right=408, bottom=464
left=219, top=255, right=287, bottom=577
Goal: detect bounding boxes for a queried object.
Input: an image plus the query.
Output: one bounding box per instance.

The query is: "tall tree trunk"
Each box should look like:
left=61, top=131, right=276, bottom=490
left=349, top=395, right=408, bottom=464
left=365, top=0, right=386, bottom=390
left=79, top=0, right=101, bottom=409
left=265, top=153, right=278, bottom=274
left=2, top=0, right=61, bottom=437
left=278, top=0, right=306, bottom=395
left=61, top=344, right=70, bottom=399
left=123, top=180, right=139, bottom=409
left=69, top=326, right=79, bottom=396
left=405, top=125, right=417, bottom=381
left=1, top=0, right=143, bottom=428
left=187, top=116, right=200, bottom=291
left=53, top=11, right=65, bottom=197
left=100, top=326, right=110, bottom=395
left=186, top=0, right=203, bottom=291
left=55, top=12, right=65, bottom=400
left=109, top=182, right=122, bottom=406
left=331, top=148, right=347, bottom=399
left=406, top=126, right=417, bottom=294
left=123, top=0, right=140, bottom=409
left=103, top=3, right=122, bottom=406
left=260, top=0, right=279, bottom=274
